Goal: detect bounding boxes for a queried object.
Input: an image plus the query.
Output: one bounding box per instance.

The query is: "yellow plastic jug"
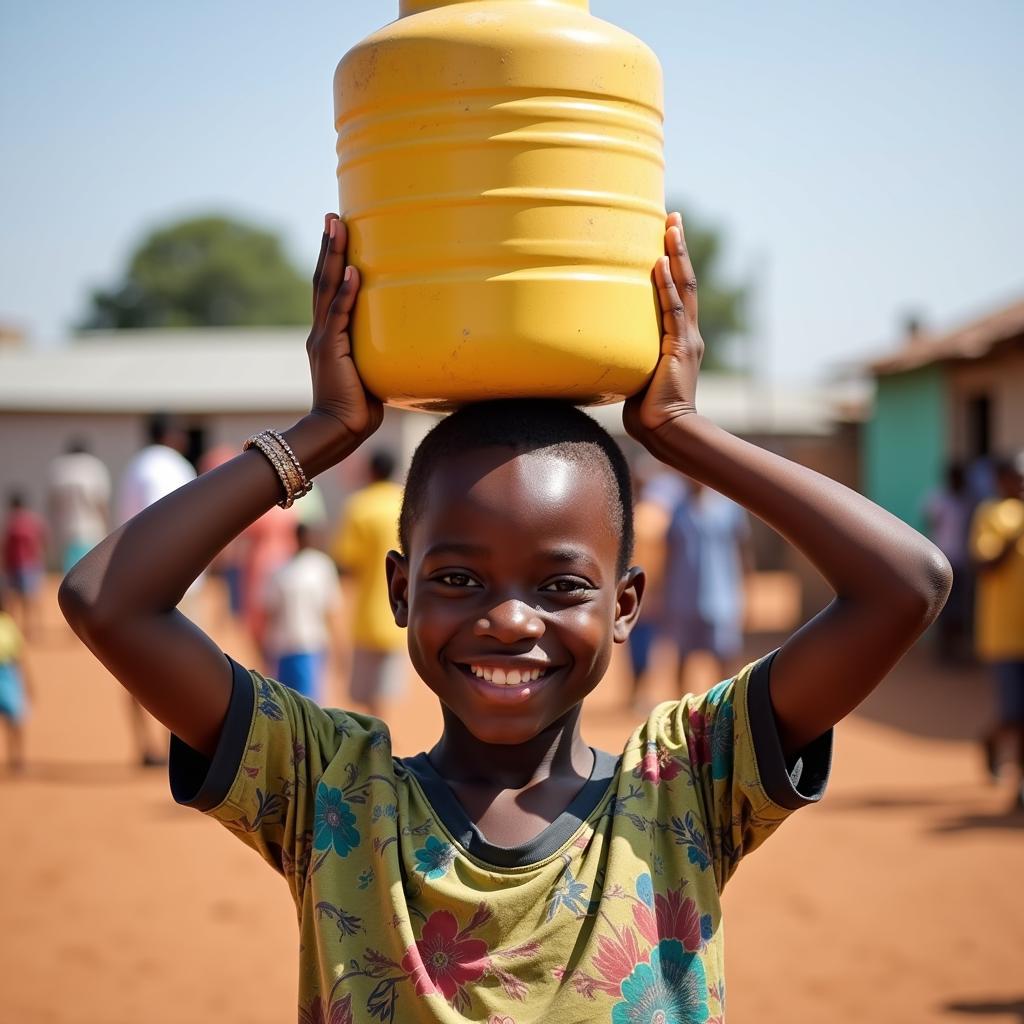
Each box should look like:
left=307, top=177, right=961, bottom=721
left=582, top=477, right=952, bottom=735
left=334, top=0, right=665, bottom=411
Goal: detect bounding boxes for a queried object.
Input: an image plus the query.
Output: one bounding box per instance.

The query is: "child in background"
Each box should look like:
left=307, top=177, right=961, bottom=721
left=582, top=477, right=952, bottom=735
left=60, top=213, right=951, bottom=1021
left=970, top=456, right=1024, bottom=809
left=263, top=522, right=343, bottom=704
left=332, top=450, right=407, bottom=716
left=0, top=592, right=32, bottom=774
left=2, top=492, right=47, bottom=638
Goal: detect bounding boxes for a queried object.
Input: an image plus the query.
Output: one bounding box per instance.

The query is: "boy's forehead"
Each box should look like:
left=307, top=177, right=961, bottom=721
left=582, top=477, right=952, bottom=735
left=415, top=446, right=619, bottom=556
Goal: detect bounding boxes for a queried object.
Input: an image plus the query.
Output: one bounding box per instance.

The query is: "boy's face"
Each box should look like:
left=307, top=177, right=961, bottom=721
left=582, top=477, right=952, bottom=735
left=386, top=446, right=644, bottom=746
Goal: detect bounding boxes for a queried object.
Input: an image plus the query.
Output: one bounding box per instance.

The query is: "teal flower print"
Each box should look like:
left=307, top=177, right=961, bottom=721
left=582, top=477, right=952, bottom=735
left=611, top=940, right=709, bottom=1024
left=314, top=786, right=360, bottom=856
left=709, top=701, right=734, bottom=781
left=545, top=863, right=590, bottom=920
left=414, top=835, right=457, bottom=880
left=636, top=873, right=655, bottom=908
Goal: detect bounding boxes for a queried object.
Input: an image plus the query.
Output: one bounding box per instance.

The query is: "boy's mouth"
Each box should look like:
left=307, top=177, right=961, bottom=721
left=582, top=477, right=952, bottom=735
left=452, top=661, right=562, bottom=699
left=464, top=663, right=548, bottom=686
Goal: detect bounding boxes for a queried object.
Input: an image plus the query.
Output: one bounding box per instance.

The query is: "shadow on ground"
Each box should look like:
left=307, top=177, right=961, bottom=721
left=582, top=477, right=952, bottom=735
left=845, top=643, right=993, bottom=742
left=929, top=808, right=1024, bottom=835
left=2, top=761, right=158, bottom=785
left=944, top=996, right=1024, bottom=1021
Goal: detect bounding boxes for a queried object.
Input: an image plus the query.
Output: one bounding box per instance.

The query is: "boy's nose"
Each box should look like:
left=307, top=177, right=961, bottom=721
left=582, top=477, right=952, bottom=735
left=474, top=599, right=545, bottom=643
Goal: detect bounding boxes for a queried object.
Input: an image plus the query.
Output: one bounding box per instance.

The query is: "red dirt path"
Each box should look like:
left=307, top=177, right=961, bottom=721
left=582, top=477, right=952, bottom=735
left=2, top=580, right=1022, bottom=1022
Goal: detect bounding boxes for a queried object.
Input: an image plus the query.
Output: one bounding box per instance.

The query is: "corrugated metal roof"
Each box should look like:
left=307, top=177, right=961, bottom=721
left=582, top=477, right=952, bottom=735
left=870, top=297, right=1024, bottom=375
left=0, top=328, right=860, bottom=434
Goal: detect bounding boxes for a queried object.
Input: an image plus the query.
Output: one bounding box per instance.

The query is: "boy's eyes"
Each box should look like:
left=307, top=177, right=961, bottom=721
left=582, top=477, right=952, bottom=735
left=437, top=572, right=480, bottom=588
left=539, top=578, right=593, bottom=594
left=433, top=573, right=593, bottom=594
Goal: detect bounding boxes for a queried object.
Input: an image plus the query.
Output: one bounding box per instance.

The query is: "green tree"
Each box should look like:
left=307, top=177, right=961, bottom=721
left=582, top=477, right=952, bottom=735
left=80, top=215, right=310, bottom=329
left=664, top=201, right=749, bottom=371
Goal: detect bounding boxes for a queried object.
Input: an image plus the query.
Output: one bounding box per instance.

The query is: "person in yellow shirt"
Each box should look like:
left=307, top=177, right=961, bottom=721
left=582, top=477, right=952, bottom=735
left=332, top=451, right=406, bottom=715
left=0, top=591, right=33, bottom=775
left=970, top=456, right=1024, bottom=810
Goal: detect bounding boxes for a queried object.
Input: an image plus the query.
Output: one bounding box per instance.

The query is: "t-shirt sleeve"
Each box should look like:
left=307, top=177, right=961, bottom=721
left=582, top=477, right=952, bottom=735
left=649, top=650, right=832, bottom=891
left=168, top=657, right=383, bottom=904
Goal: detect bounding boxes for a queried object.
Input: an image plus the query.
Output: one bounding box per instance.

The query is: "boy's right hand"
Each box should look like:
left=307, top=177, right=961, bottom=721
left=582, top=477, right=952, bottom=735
left=622, top=212, right=705, bottom=449
left=307, top=214, right=383, bottom=449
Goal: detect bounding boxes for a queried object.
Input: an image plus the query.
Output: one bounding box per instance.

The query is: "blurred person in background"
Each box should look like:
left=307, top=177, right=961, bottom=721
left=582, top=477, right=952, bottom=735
left=970, top=455, right=1024, bottom=811
left=626, top=461, right=673, bottom=711
left=2, top=491, right=47, bottom=638
left=923, top=462, right=973, bottom=661
left=663, top=477, right=754, bottom=693
left=117, top=413, right=197, bottom=767
left=240, top=503, right=299, bottom=664
left=48, top=439, right=111, bottom=575
left=199, top=445, right=247, bottom=627
left=118, top=414, right=197, bottom=525
left=263, top=522, right=343, bottom=704
left=331, top=449, right=405, bottom=716
left=0, top=590, right=33, bottom=775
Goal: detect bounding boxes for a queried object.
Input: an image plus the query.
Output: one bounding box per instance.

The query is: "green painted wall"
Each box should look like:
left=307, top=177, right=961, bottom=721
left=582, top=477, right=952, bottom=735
left=866, top=366, right=946, bottom=531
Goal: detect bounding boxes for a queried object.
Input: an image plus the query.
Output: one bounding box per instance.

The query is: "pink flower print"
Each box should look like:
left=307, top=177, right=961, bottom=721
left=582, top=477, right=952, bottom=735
left=635, top=741, right=683, bottom=784
left=488, top=1017, right=517, bottom=1024
left=688, top=706, right=711, bottom=768
left=400, top=909, right=489, bottom=1001
left=589, top=924, right=645, bottom=995
left=656, top=889, right=702, bottom=950
left=633, top=888, right=702, bottom=951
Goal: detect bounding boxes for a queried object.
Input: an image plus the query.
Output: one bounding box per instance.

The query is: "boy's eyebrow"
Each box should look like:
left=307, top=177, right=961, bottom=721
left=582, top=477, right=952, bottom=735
left=541, top=546, right=602, bottom=573
left=423, top=541, right=602, bottom=574
left=423, top=541, right=490, bottom=559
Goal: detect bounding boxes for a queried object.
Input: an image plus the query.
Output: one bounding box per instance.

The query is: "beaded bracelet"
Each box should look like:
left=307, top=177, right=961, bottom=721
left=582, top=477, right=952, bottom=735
left=267, top=428, right=311, bottom=498
left=243, top=430, right=310, bottom=509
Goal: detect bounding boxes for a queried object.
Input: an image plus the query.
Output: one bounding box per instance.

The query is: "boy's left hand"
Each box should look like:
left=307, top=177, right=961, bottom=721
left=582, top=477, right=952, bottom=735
left=623, top=211, right=705, bottom=447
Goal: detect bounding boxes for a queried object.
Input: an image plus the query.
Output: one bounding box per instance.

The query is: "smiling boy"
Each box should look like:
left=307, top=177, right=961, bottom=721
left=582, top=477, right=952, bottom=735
left=60, top=212, right=951, bottom=1022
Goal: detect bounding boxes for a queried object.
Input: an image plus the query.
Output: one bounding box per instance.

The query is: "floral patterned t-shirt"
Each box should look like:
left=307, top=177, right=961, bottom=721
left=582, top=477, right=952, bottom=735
left=170, top=651, right=830, bottom=1023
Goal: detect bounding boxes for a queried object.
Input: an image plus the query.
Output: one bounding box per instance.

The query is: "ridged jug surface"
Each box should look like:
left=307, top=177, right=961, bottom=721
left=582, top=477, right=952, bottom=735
left=334, top=0, right=665, bottom=410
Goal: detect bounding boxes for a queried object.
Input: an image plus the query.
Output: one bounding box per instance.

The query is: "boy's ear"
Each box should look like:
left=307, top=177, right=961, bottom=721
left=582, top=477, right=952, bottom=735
left=384, top=550, right=410, bottom=628
left=613, top=566, right=646, bottom=644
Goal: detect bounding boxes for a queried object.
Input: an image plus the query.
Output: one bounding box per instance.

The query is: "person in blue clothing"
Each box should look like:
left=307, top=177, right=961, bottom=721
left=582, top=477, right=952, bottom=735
left=663, top=478, right=754, bottom=691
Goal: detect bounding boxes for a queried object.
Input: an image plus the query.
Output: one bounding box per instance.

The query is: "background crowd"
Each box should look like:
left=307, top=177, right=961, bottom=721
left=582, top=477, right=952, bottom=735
left=3, top=416, right=1022, bottom=811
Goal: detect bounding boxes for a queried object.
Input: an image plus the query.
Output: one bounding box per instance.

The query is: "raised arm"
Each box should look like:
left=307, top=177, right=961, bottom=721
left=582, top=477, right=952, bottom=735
left=625, top=213, right=952, bottom=757
left=59, top=216, right=382, bottom=757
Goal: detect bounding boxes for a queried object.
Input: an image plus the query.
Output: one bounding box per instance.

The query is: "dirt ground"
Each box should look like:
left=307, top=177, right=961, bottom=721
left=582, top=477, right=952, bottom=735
left=2, top=578, right=1022, bottom=1023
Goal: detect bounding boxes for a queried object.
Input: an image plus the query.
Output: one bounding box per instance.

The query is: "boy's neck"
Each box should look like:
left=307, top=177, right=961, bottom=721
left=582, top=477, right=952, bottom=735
left=428, top=706, right=593, bottom=792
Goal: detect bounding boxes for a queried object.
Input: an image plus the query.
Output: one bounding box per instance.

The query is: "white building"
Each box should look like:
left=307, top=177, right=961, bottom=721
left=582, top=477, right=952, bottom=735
left=0, top=327, right=863, bottom=586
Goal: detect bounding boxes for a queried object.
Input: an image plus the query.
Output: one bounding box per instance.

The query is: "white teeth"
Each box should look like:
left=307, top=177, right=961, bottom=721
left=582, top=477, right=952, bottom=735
left=468, top=665, right=549, bottom=685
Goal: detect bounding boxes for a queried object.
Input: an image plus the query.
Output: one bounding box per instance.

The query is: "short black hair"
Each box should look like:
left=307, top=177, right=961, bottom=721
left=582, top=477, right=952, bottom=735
left=399, top=399, right=634, bottom=576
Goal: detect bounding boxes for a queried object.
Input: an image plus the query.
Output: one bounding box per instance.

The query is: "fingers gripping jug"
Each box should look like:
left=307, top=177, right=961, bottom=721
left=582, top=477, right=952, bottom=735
left=334, top=0, right=665, bottom=410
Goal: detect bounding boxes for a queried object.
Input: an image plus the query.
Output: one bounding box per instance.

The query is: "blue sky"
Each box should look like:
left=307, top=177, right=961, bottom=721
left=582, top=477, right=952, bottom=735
left=2, top=0, right=1022, bottom=381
